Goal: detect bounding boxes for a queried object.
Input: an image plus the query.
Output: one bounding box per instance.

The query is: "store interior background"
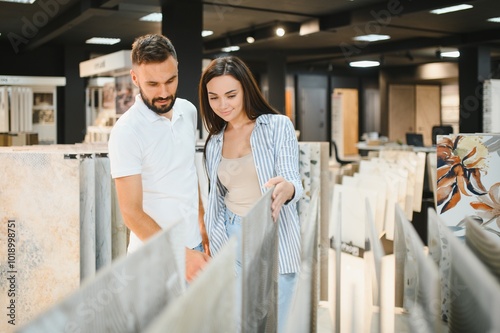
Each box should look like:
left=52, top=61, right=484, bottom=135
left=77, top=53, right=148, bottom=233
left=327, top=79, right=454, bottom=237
left=2, top=1, right=500, bottom=331
left=1, top=0, right=500, bottom=147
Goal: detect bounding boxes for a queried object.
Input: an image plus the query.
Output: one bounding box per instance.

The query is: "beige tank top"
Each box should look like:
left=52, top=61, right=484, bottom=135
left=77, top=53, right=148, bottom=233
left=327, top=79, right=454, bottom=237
left=218, top=152, right=262, bottom=216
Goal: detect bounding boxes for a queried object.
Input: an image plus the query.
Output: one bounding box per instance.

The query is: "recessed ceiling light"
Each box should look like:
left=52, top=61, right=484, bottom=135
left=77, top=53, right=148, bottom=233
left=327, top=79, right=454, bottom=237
left=202, top=30, right=214, bottom=37
left=430, top=4, right=473, bottom=15
left=487, top=17, right=500, bottom=23
left=86, top=37, right=121, bottom=45
left=139, top=13, right=162, bottom=22
left=441, top=51, right=460, bottom=58
left=349, top=60, right=380, bottom=68
left=0, top=0, right=35, bottom=3
left=275, top=27, right=285, bottom=37
left=353, top=34, right=390, bottom=42
left=221, top=46, right=240, bottom=52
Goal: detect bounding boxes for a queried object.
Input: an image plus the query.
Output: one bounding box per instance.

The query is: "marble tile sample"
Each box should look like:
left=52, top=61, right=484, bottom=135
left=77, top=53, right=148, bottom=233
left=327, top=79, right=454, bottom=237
left=0, top=87, right=8, bottom=132
left=426, top=207, right=451, bottom=322
left=111, top=179, right=128, bottom=261
left=284, top=189, right=320, bottom=333
left=241, top=189, right=278, bottom=333
left=298, top=142, right=312, bottom=227
left=319, top=142, right=331, bottom=302
left=437, top=210, right=500, bottom=332
left=79, top=153, right=96, bottom=282
left=145, top=238, right=238, bottom=333
left=0, top=151, right=81, bottom=332
left=18, top=224, right=186, bottom=333
left=95, top=154, right=112, bottom=270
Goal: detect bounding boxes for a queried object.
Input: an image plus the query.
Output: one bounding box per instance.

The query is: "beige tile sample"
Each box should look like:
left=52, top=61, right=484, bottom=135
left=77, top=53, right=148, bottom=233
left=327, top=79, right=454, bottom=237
left=0, top=152, right=81, bottom=332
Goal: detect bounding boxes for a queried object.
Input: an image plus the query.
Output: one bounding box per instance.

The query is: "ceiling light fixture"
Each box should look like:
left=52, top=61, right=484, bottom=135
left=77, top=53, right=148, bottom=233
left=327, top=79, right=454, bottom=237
left=221, top=46, right=240, bottom=52
left=0, top=0, right=35, bottom=3
left=353, top=34, right=390, bottom=42
left=430, top=4, right=473, bottom=15
left=139, top=12, right=162, bottom=22
left=349, top=60, right=380, bottom=68
left=86, top=37, right=121, bottom=45
left=487, top=17, right=500, bottom=23
left=246, top=36, right=255, bottom=43
left=275, top=27, right=285, bottom=37
left=441, top=51, right=460, bottom=58
left=202, top=30, right=214, bottom=37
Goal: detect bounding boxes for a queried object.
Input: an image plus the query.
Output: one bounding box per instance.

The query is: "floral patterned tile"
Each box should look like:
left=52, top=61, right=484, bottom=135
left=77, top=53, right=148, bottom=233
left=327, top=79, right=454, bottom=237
left=436, top=134, right=500, bottom=239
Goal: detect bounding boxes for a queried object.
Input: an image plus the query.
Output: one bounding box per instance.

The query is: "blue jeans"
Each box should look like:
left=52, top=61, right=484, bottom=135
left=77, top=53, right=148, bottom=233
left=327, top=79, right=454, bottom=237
left=224, top=208, right=297, bottom=333
left=191, top=242, right=204, bottom=252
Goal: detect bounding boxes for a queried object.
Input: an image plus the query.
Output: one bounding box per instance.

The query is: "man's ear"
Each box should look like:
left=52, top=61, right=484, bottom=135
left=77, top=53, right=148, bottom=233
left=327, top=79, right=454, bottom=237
left=130, top=69, right=139, bottom=88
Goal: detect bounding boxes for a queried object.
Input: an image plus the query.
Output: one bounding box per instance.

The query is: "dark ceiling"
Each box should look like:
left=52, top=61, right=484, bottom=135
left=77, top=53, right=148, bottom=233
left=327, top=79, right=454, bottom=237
left=1, top=0, right=500, bottom=71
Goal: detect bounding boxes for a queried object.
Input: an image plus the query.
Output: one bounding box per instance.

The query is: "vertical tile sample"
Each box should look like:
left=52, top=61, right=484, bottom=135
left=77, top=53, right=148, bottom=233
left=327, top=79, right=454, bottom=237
left=79, top=153, right=96, bottom=282
left=241, top=189, right=278, bottom=333
left=95, top=153, right=112, bottom=270
left=145, top=238, right=238, bottom=333
left=0, top=151, right=81, bottom=332
left=330, top=184, right=377, bottom=249
left=18, top=224, right=186, bottom=333
left=111, top=179, right=128, bottom=260
left=298, top=142, right=311, bottom=225
left=0, top=87, right=8, bottom=132
left=284, top=189, right=320, bottom=333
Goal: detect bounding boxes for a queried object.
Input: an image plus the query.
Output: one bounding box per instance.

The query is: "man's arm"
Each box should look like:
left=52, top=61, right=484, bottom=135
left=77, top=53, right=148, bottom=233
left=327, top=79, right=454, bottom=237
left=115, top=174, right=210, bottom=282
left=198, top=185, right=211, bottom=256
left=114, top=174, right=161, bottom=241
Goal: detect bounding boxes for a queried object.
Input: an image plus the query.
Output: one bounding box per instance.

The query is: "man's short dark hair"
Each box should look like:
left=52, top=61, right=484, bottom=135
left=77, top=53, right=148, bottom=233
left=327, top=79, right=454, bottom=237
left=131, top=34, right=177, bottom=65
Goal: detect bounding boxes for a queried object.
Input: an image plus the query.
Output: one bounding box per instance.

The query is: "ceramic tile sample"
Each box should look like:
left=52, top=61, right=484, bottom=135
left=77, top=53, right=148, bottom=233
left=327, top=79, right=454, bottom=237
left=330, top=184, right=377, bottom=249
left=18, top=224, right=186, bottom=333
left=95, top=154, right=112, bottom=270
left=298, top=142, right=312, bottom=226
left=438, top=211, right=500, bottom=332
left=145, top=238, right=238, bottom=333
left=0, top=87, right=8, bottom=132
left=111, top=179, right=128, bottom=260
left=343, top=173, right=387, bottom=237
left=0, top=151, right=81, bottom=332
left=394, top=205, right=441, bottom=330
left=241, top=189, right=278, bottom=333
left=284, top=189, right=319, bottom=333
left=436, top=134, right=500, bottom=239
left=79, top=153, right=96, bottom=282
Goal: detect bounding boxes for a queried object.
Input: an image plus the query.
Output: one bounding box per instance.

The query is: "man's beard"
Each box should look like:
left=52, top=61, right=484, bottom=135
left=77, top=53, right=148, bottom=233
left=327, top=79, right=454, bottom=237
left=140, top=88, right=177, bottom=115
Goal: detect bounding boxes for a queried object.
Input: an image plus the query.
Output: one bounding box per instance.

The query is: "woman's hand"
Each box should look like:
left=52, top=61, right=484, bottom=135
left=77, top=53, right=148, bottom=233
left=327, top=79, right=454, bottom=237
left=264, top=176, right=295, bottom=222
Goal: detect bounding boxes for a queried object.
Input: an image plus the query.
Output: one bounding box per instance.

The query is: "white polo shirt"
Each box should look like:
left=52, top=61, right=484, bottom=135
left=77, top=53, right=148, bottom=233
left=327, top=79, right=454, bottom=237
left=108, top=94, right=201, bottom=252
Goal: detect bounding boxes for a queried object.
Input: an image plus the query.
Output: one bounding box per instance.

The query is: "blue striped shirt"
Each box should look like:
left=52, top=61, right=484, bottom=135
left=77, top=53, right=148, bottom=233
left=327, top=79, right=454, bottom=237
left=204, top=114, right=303, bottom=274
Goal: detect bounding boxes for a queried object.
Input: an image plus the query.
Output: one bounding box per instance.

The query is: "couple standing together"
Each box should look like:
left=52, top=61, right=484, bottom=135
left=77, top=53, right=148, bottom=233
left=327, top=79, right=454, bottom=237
left=108, top=33, right=303, bottom=331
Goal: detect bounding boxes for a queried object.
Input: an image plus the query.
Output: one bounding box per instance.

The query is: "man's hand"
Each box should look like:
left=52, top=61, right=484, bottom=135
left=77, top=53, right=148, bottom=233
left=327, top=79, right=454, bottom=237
left=264, top=176, right=295, bottom=222
left=185, top=248, right=210, bottom=283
